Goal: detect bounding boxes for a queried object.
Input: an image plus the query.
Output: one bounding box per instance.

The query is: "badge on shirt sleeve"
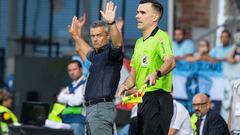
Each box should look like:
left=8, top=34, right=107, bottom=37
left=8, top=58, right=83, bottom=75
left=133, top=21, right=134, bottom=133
left=160, top=38, right=166, bottom=54
left=141, top=55, right=148, bottom=67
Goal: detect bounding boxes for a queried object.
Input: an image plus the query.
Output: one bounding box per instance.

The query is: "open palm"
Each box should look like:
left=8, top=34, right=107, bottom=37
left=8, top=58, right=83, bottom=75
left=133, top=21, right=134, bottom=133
left=76, top=14, right=86, bottom=36
left=100, top=1, right=116, bottom=23
left=68, top=16, right=78, bottom=37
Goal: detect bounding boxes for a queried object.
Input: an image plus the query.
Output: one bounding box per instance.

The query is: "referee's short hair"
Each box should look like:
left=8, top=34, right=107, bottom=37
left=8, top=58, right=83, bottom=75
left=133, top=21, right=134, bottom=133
left=139, top=0, right=164, bottom=21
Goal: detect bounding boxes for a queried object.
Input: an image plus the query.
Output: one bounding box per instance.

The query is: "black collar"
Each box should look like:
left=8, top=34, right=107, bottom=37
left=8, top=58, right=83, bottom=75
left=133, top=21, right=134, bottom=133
left=143, top=26, right=159, bottom=41
left=95, top=44, right=109, bottom=53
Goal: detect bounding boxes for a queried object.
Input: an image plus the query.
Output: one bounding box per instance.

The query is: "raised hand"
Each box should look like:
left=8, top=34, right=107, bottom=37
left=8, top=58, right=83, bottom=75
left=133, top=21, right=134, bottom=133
left=68, top=14, right=86, bottom=38
left=68, top=16, right=79, bottom=38
left=76, top=13, right=86, bottom=37
left=100, top=1, right=117, bottom=23
left=116, top=17, right=124, bottom=32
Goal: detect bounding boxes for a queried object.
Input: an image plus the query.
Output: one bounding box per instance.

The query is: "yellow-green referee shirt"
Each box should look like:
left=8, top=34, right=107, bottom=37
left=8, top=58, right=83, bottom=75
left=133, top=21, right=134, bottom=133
left=131, top=27, right=173, bottom=93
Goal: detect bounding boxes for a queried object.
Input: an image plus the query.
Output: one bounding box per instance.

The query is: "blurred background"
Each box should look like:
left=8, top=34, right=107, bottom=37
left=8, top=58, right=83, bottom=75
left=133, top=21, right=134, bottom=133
left=0, top=0, right=240, bottom=130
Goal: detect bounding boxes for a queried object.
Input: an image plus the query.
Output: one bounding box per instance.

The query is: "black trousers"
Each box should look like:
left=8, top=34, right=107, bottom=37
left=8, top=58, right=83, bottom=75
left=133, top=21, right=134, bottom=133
left=129, top=117, right=138, bottom=135
left=137, top=90, right=173, bottom=135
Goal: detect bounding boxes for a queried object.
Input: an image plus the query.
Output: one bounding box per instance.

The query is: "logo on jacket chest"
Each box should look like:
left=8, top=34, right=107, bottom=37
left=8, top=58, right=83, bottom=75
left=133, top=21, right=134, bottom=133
left=141, top=55, right=148, bottom=67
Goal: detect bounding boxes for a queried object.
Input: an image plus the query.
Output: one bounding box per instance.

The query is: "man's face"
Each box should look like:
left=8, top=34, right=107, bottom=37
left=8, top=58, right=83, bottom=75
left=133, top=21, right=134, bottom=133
left=67, top=63, right=82, bottom=81
left=192, top=96, right=210, bottom=117
left=220, top=32, right=230, bottom=46
left=198, top=41, right=209, bottom=54
left=90, top=27, right=109, bottom=50
left=136, top=3, right=157, bottom=31
left=3, top=98, right=12, bottom=108
left=174, top=29, right=184, bottom=43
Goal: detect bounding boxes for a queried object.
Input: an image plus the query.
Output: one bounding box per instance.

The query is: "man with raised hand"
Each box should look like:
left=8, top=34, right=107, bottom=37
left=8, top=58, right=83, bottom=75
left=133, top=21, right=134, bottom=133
left=68, top=1, right=123, bottom=135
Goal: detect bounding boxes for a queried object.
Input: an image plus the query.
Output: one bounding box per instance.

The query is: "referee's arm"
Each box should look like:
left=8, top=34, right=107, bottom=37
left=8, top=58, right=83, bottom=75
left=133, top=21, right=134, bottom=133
left=159, top=55, right=176, bottom=75
left=145, top=55, right=175, bottom=86
left=118, top=68, right=136, bottom=97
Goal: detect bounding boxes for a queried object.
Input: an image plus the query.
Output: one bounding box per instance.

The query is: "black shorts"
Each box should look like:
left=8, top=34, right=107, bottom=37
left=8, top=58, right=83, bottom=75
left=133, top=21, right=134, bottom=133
left=137, top=90, right=173, bottom=135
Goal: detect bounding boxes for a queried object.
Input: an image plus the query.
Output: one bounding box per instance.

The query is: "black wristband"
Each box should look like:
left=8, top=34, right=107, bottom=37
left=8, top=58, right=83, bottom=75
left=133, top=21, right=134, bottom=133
left=108, top=21, right=116, bottom=25
left=156, top=70, right=162, bottom=78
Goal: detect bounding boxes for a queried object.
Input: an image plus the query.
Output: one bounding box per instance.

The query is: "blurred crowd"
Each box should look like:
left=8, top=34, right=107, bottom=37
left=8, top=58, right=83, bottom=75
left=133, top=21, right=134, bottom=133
left=172, top=28, right=240, bottom=64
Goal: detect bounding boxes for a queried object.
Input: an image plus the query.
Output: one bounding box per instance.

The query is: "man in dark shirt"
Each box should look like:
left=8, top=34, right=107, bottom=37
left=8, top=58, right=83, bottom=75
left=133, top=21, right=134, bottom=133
left=68, top=1, right=123, bottom=135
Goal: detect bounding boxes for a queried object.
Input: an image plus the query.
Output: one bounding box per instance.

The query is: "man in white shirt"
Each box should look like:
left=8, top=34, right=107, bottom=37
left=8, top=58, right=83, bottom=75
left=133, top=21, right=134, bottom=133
left=168, top=100, right=193, bottom=135
left=57, top=60, right=87, bottom=135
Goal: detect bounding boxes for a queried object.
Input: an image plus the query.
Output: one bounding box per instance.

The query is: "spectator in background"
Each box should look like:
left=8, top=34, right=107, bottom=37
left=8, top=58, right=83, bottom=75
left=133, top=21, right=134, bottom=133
left=68, top=1, right=123, bottom=135
left=173, top=27, right=195, bottom=60
left=191, top=93, right=211, bottom=135
left=210, top=30, right=232, bottom=62
left=57, top=60, right=87, bottom=135
left=0, top=89, right=18, bottom=134
left=185, top=40, right=216, bottom=63
left=227, top=32, right=240, bottom=63
left=192, top=93, right=229, bottom=135
left=72, top=55, right=91, bottom=76
left=168, top=100, right=193, bottom=135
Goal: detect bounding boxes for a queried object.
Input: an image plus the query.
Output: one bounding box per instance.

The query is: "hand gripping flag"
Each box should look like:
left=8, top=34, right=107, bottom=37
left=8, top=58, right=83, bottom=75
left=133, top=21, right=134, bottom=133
left=122, top=84, right=148, bottom=104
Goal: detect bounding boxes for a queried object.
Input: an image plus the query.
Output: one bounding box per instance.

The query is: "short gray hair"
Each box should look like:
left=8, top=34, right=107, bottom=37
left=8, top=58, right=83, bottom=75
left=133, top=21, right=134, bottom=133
left=90, top=20, right=109, bottom=33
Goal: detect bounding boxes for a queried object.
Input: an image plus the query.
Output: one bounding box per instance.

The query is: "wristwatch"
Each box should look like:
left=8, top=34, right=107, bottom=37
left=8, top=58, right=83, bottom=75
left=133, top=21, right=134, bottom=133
left=156, top=70, right=162, bottom=78
left=107, top=21, right=116, bottom=25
